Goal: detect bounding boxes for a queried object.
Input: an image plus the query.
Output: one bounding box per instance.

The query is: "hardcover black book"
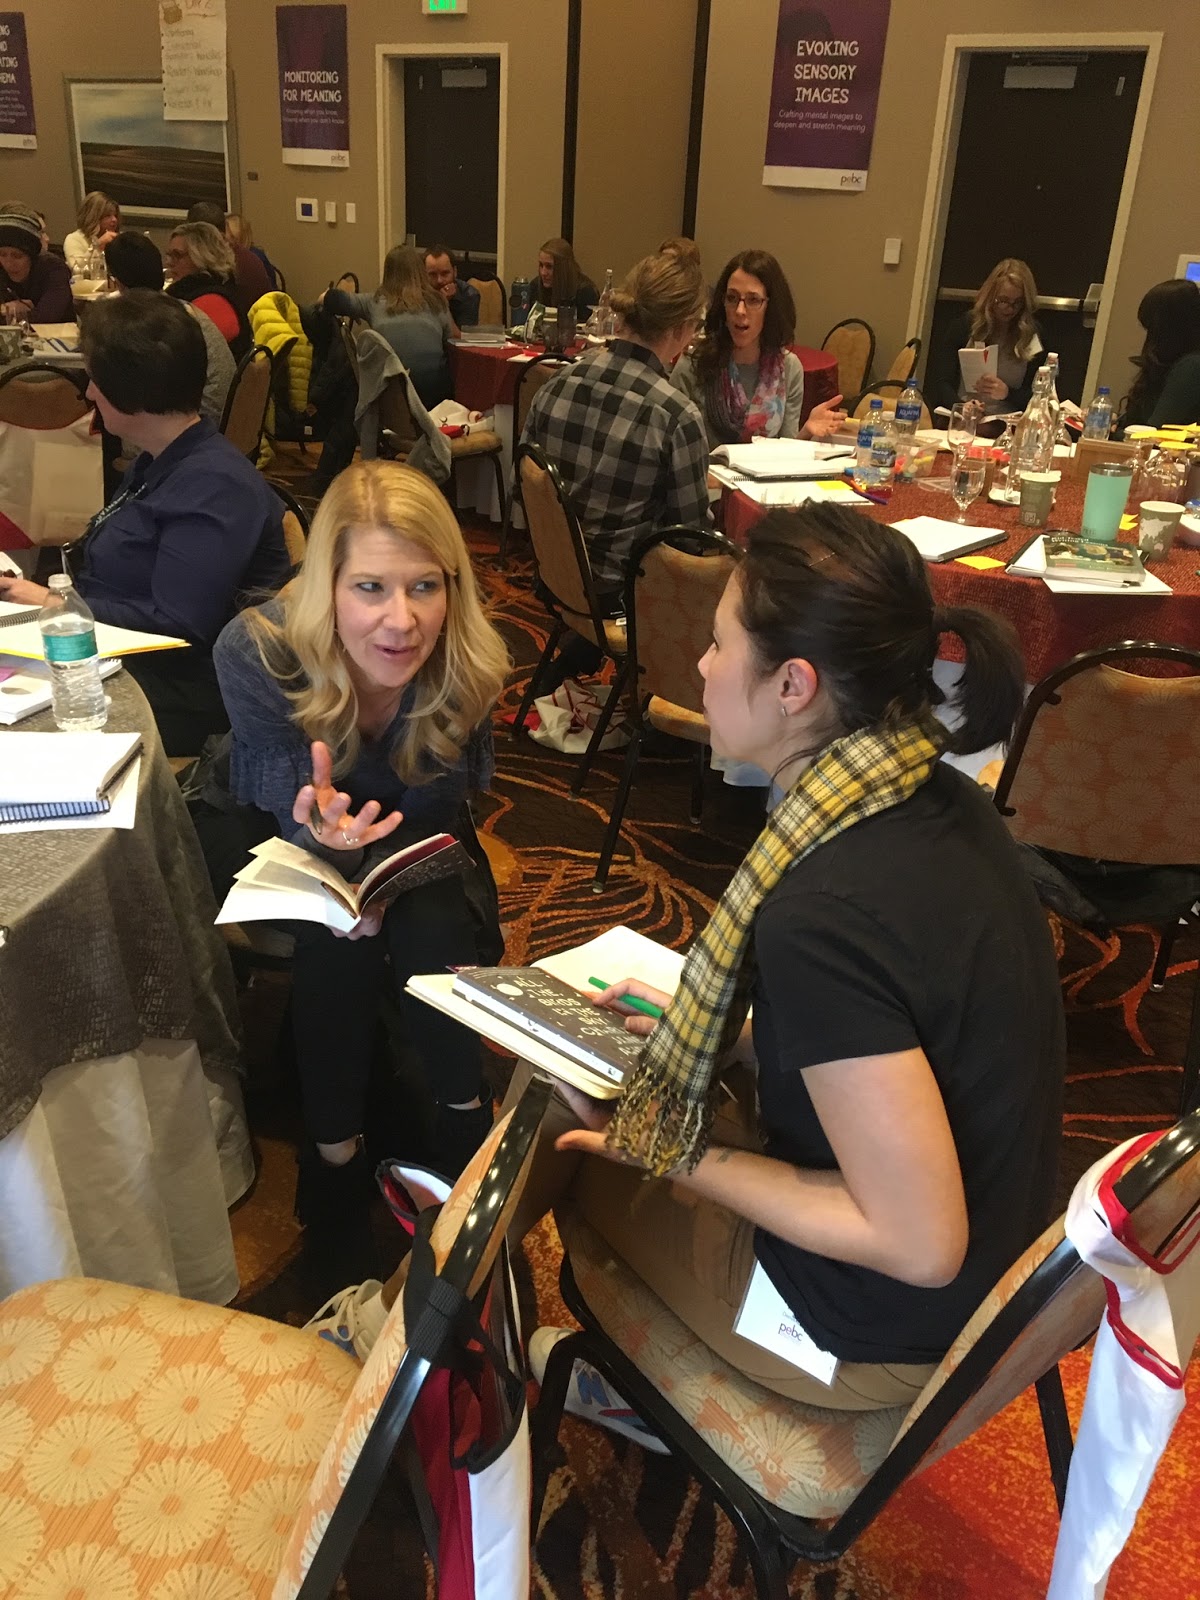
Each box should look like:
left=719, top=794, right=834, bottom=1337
left=451, top=966, right=645, bottom=1086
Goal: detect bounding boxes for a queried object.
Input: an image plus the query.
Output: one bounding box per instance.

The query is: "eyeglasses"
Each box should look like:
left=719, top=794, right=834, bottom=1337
left=993, top=295, right=1023, bottom=311
left=165, top=247, right=190, bottom=261
left=725, top=291, right=768, bottom=311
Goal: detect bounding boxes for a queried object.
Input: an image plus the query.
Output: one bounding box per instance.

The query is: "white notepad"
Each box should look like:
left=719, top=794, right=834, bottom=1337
left=0, top=619, right=189, bottom=661
left=892, top=516, right=1007, bottom=563
left=0, top=729, right=141, bottom=824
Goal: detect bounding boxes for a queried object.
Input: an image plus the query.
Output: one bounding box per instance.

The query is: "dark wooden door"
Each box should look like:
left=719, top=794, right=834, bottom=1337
left=403, top=57, right=500, bottom=261
left=930, top=49, right=1145, bottom=402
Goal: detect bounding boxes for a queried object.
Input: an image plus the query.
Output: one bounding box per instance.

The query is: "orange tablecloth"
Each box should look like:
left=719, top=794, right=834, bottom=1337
left=723, top=476, right=1200, bottom=681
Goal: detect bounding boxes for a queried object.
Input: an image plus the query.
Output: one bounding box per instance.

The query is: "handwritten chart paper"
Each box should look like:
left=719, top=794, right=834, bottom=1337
left=160, top=0, right=227, bottom=122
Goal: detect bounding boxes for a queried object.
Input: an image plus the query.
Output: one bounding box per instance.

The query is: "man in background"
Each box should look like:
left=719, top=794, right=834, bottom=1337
left=187, top=200, right=272, bottom=314
left=423, top=245, right=479, bottom=335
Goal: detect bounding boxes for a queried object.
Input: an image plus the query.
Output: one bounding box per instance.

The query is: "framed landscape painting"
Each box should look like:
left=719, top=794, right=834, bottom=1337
left=65, top=78, right=236, bottom=222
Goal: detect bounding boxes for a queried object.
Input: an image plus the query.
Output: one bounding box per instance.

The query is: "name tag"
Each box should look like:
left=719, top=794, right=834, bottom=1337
left=733, top=1261, right=841, bottom=1387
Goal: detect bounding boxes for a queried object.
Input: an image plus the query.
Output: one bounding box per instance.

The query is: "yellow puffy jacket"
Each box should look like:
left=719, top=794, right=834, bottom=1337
left=248, top=291, right=313, bottom=467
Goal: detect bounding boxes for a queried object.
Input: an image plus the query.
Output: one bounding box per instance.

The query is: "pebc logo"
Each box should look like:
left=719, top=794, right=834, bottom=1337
left=840, top=173, right=865, bottom=188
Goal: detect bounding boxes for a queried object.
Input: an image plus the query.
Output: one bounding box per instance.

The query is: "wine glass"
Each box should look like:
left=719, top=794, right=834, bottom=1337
left=947, top=400, right=979, bottom=466
left=951, top=454, right=987, bottom=523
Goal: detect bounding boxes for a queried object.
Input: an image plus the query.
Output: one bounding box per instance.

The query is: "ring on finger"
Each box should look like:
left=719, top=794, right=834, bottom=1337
left=339, top=824, right=356, bottom=846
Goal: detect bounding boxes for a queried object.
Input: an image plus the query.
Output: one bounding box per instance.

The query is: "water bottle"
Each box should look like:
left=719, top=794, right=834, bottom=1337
left=39, top=574, right=107, bottom=731
left=1011, top=364, right=1057, bottom=478
left=597, top=267, right=616, bottom=336
left=509, top=276, right=533, bottom=331
left=1082, top=385, right=1113, bottom=441
left=853, top=399, right=883, bottom=489
left=893, top=376, right=922, bottom=442
left=870, top=409, right=897, bottom=481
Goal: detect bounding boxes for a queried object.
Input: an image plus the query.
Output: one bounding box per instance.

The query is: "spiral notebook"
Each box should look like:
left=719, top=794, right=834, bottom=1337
left=0, top=730, right=142, bottom=823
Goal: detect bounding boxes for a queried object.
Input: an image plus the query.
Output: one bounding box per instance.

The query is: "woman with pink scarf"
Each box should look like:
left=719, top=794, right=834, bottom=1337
left=673, top=248, right=846, bottom=449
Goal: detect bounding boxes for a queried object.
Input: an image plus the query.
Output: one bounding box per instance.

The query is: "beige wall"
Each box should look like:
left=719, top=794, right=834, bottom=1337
left=696, top=0, right=1200, bottom=398
left=1, top=0, right=569, bottom=306
left=572, top=0, right=697, bottom=289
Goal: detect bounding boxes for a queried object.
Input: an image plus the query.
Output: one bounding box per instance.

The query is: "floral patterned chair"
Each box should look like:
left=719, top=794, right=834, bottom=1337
left=0, top=1077, right=550, bottom=1599
left=531, top=1108, right=1200, bottom=1600
left=993, top=640, right=1200, bottom=1112
left=591, top=526, right=739, bottom=891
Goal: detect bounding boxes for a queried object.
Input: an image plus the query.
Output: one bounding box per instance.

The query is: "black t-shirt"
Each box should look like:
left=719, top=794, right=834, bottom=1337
left=749, top=765, right=1065, bottom=1365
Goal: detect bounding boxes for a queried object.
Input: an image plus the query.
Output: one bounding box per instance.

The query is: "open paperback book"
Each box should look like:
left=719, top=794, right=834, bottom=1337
left=711, top=438, right=856, bottom=481
left=215, top=833, right=473, bottom=935
left=406, top=925, right=686, bottom=1100
left=0, top=729, right=141, bottom=823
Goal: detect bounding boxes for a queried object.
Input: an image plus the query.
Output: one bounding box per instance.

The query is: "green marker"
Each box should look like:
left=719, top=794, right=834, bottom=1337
left=588, top=976, right=664, bottom=1019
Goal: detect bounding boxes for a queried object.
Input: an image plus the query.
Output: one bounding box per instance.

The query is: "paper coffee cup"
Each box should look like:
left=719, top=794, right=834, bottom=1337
left=1137, top=499, right=1183, bottom=559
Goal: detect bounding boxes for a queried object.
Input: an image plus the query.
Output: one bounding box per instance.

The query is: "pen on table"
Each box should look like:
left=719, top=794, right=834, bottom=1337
left=588, top=976, right=664, bottom=1019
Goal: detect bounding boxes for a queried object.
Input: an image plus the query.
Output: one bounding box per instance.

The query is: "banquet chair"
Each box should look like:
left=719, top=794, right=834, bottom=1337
left=591, top=527, right=738, bottom=891
left=467, top=275, right=506, bottom=326
left=374, top=368, right=508, bottom=521
left=498, top=352, right=575, bottom=561
left=511, top=443, right=629, bottom=783
left=993, top=640, right=1200, bottom=1113
left=882, top=335, right=922, bottom=384
left=0, top=361, right=91, bottom=427
left=820, top=318, right=874, bottom=398
left=220, top=343, right=275, bottom=461
left=532, top=1104, right=1200, bottom=1600
left=271, top=481, right=311, bottom=570
left=848, top=381, right=932, bottom=429
left=0, top=1078, right=551, bottom=1599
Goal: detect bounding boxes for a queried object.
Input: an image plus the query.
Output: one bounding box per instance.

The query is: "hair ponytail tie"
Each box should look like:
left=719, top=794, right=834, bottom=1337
left=931, top=605, right=955, bottom=635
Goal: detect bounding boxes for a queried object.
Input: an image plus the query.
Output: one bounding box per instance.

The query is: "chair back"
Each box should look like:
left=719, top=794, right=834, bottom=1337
left=993, top=642, right=1200, bottom=866
left=0, top=364, right=92, bottom=429
left=518, top=444, right=598, bottom=623
left=1070, top=434, right=1138, bottom=484
left=281, top=510, right=307, bottom=567
left=625, top=528, right=737, bottom=724
left=889, top=1105, right=1200, bottom=1485
left=884, top=336, right=921, bottom=384
left=468, top=276, right=506, bottom=326
left=286, top=1076, right=552, bottom=1598
left=849, top=381, right=932, bottom=429
left=514, top=353, right=570, bottom=436
left=376, top=371, right=423, bottom=453
left=821, top=318, right=875, bottom=397
left=220, top=343, right=273, bottom=459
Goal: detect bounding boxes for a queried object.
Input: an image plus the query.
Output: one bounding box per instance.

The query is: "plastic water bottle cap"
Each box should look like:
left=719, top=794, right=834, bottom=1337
left=869, top=398, right=883, bottom=409
left=1098, top=386, right=1110, bottom=396
left=48, top=573, right=71, bottom=591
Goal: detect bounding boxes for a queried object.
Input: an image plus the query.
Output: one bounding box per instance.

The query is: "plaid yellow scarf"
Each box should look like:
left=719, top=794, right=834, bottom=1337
left=605, top=720, right=944, bottom=1175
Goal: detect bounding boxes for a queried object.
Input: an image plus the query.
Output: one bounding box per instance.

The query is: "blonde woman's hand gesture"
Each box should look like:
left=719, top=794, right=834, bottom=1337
left=292, top=739, right=404, bottom=851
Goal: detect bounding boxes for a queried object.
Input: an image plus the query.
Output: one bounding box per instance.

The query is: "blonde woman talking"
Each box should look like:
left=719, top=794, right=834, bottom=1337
left=213, top=461, right=509, bottom=1269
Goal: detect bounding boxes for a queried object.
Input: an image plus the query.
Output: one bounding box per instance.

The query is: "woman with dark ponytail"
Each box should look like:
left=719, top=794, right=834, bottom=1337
left=317, top=504, right=1066, bottom=1435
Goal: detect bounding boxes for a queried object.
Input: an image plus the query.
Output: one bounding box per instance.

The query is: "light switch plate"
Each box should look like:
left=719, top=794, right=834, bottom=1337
left=324, top=200, right=337, bottom=224
left=296, top=197, right=318, bottom=222
left=883, top=236, right=902, bottom=265
left=345, top=202, right=357, bottom=224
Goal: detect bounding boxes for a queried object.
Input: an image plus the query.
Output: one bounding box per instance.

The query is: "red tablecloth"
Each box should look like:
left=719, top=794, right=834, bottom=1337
left=723, top=476, right=1200, bottom=682
left=450, top=341, right=842, bottom=422
left=789, top=345, right=840, bottom=423
left=449, top=342, right=543, bottom=412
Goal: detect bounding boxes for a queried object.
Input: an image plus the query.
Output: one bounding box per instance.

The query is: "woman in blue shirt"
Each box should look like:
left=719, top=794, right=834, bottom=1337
left=324, top=244, right=453, bottom=409
left=0, top=291, right=289, bottom=753
left=213, top=459, right=509, bottom=1271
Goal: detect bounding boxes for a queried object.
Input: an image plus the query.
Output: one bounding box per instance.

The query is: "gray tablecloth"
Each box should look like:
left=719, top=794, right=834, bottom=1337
left=0, top=672, right=242, bottom=1137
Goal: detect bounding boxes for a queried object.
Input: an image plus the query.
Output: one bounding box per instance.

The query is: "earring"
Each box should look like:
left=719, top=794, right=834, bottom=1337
left=780, top=705, right=789, bottom=718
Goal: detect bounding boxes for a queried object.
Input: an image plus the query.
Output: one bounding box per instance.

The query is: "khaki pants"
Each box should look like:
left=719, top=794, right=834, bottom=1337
left=504, top=1064, right=936, bottom=1411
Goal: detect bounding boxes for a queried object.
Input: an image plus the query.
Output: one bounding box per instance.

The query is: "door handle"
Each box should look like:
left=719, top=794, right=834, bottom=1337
left=1081, top=282, right=1103, bottom=329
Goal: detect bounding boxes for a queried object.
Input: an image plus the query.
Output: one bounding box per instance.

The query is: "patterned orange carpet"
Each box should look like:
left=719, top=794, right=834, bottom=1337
left=231, top=492, right=1200, bottom=1595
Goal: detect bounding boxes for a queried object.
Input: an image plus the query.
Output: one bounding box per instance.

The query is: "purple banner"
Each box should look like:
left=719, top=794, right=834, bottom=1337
left=277, top=4, right=348, bottom=167
left=0, top=13, right=35, bottom=150
left=763, top=0, right=890, bottom=191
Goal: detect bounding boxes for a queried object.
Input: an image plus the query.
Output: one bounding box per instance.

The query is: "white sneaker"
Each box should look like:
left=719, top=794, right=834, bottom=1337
left=529, top=1325, right=669, bottom=1454
left=304, top=1279, right=386, bottom=1360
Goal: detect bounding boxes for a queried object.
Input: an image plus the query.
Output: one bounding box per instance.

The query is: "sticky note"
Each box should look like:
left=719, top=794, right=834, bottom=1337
left=816, top=479, right=850, bottom=490
left=956, top=554, right=1006, bottom=570
left=1119, top=514, right=1138, bottom=531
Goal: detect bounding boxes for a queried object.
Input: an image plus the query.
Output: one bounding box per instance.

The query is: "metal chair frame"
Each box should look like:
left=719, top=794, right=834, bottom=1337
left=993, top=639, right=1200, bottom=1111
left=591, top=526, right=739, bottom=891
left=532, top=1103, right=1200, bottom=1598
left=510, top=442, right=631, bottom=784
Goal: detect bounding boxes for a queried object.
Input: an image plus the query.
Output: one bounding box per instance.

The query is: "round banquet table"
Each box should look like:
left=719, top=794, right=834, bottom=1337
left=788, top=344, right=840, bottom=424
left=0, top=672, right=252, bottom=1303
left=723, top=474, right=1200, bottom=681
left=449, top=340, right=543, bottom=413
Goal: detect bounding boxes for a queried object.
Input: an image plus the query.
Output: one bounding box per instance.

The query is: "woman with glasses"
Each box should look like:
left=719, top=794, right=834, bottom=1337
left=164, top=221, right=252, bottom=360
left=927, top=258, right=1046, bottom=418
left=672, top=249, right=846, bottom=449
